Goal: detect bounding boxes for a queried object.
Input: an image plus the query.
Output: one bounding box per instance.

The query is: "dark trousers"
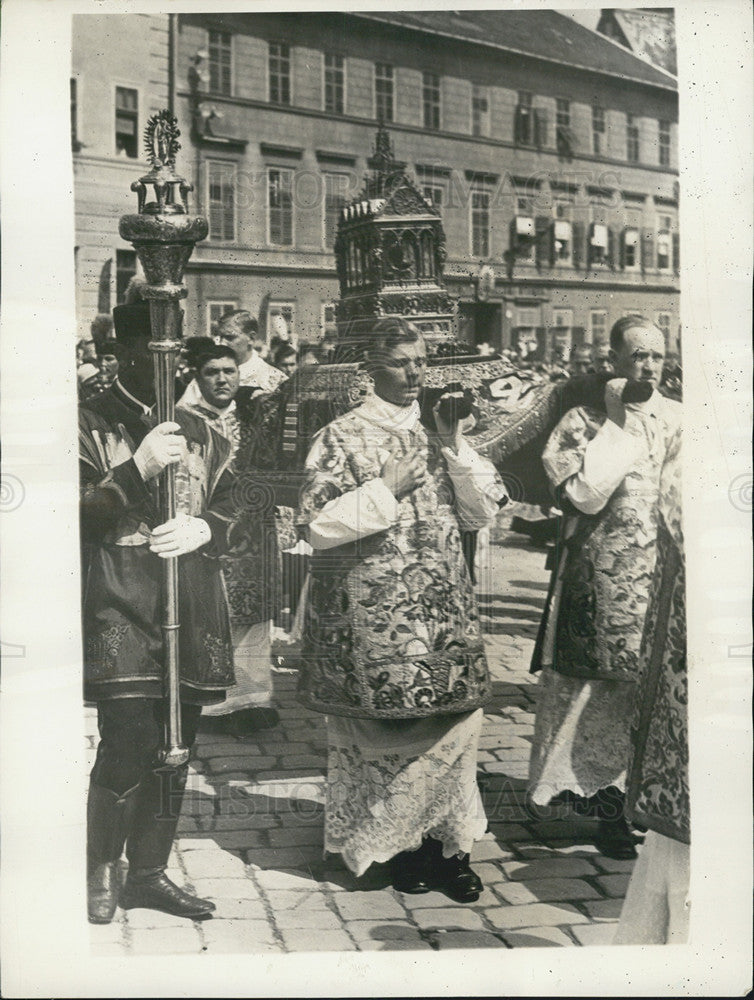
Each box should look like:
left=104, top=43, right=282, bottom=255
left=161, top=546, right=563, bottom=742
left=89, top=698, right=202, bottom=870
left=91, top=698, right=202, bottom=796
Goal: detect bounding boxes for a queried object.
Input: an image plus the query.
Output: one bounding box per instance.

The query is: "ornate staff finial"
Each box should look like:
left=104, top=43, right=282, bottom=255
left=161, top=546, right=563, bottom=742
left=144, top=110, right=182, bottom=171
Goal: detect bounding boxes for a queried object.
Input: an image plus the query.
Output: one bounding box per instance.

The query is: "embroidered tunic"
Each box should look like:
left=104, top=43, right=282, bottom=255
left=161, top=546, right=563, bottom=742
left=297, top=394, right=506, bottom=720
left=528, top=392, right=681, bottom=802
left=79, top=382, right=236, bottom=704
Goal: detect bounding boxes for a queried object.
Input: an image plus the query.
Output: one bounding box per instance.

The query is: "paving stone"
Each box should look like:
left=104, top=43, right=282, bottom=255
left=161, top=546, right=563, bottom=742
left=494, top=878, right=600, bottom=905
left=200, top=918, right=277, bottom=953
left=207, top=756, right=278, bottom=774
left=412, top=907, right=486, bottom=931
left=245, top=846, right=324, bottom=869
left=332, top=892, right=408, bottom=921
left=208, top=814, right=279, bottom=831
left=274, top=903, right=344, bottom=930
left=346, top=921, right=425, bottom=944
left=471, top=838, right=519, bottom=862
left=283, top=755, right=327, bottom=769
left=486, top=751, right=534, bottom=763
left=569, top=922, right=619, bottom=946
left=469, top=862, right=508, bottom=885
left=88, top=917, right=128, bottom=943
left=502, top=858, right=599, bottom=881
left=432, top=930, right=508, bottom=949
left=267, top=826, right=324, bottom=848
left=582, top=897, right=624, bottom=921
left=515, top=843, right=600, bottom=860
left=210, top=896, right=270, bottom=921
left=357, top=939, right=434, bottom=952
left=210, top=830, right=269, bottom=851
left=596, top=873, right=632, bottom=897
left=263, top=889, right=330, bottom=911
left=485, top=822, right=533, bottom=842
left=261, top=741, right=314, bottom=755
left=190, top=877, right=259, bottom=899
left=484, top=902, right=588, bottom=930
left=279, top=929, right=357, bottom=952
left=182, top=849, right=249, bottom=880
left=124, top=907, right=194, bottom=929
left=129, top=927, right=204, bottom=954
left=397, top=890, right=461, bottom=910
left=591, top=855, right=639, bottom=874
left=197, top=743, right=266, bottom=759
left=528, top=819, right=599, bottom=842
left=252, top=868, right=319, bottom=891
left=502, top=926, right=575, bottom=948
left=256, top=769, right=327, bottom=781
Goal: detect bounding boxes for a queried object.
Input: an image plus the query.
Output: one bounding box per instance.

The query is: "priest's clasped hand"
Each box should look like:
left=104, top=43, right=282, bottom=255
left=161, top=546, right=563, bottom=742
left=149, top=513, right=212, bottom=558
left=381, top=443, right=426, bottom=499
left=133, top=422, right=187, bottom=481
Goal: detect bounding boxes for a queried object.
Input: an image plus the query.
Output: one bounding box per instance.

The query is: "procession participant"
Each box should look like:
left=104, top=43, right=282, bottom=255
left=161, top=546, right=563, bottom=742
left=77, top=362, right=103, bottom=401
left=615, top=424, right=689, bottom=943
left=96, top=338, right=120, bottom=388
left=216, top=309, right=286, bottom=393
left=271, top=341, right=298, bottom=378
left=80, top=301, right=236, bottom=924
left=178, top=343, right=281, bottom=736
left=569, top=345, right=594, bottom=377
left=297, top=318, right=507, bottom=902
left=528, top=315, right=681, bottom=860
left=593, top=341, right=613, bottom=374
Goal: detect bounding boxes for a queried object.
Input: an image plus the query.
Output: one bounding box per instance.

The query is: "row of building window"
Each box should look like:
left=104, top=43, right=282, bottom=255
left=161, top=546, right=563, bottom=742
left=197, top=32, right=673, bottom=165
left=71, top=69, right=672, bottom=172
left=204, top=160, right=678, bottom=269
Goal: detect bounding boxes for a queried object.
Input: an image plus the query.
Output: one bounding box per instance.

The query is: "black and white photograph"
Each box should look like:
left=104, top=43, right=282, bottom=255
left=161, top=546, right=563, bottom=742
left=0, top=1, right=751, bottom=996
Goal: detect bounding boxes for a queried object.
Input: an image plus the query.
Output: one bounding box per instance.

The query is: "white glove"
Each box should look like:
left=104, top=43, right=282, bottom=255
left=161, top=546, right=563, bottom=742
left=133, top=422, right=186, bottom=481
left=149, top=513, right=211, bottom=558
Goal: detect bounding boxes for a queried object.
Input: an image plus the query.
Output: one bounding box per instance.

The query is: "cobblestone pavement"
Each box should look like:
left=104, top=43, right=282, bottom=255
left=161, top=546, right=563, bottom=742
left=86, top=526, right=636, bottom=956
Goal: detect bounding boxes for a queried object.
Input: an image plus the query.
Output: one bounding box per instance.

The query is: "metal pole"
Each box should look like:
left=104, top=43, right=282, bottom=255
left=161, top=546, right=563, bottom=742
left=120, top=112, right=208, bottom=768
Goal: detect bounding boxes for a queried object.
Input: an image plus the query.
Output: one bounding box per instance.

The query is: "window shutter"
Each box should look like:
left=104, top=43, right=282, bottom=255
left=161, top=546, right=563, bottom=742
left=672, top=231, right=680, bottom=275
left=534, top=109, right=547, bottom=148
left=618, top=227, right=626, bottom=269
left=535, top=326, right=547, bottom=360
left=572, top=221, right=584, bottom=269
left=535, top=216, right=551, bottom=269
left=514, top=106, right=524, bottom=143
left=641, top=228, right=654, bottom=273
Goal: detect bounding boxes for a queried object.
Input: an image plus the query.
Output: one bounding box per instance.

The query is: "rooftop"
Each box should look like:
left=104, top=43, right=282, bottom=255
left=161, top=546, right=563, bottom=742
left=355, top=9, right=677, bottom=91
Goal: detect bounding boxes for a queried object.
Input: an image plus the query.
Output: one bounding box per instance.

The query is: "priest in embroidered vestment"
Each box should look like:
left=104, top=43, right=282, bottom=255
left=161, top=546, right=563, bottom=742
left=527, top=315, right=682, bottom=860
left=296, top=319, right=508, bottom=902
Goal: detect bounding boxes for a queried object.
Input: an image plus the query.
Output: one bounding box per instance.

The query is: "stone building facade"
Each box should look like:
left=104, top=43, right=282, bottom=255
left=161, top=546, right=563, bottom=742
left=72, top=10, right=680, bottom=357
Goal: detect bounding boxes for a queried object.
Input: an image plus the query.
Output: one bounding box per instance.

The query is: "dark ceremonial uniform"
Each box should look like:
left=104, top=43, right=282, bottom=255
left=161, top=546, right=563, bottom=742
left=80, top=302, right=236, bottom=923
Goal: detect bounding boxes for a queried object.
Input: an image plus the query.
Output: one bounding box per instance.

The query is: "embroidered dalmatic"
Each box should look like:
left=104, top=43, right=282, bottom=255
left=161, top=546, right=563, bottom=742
left=528, top=391, right=681, bottom=803
left=79, top=382, right=236, bottom=705
left=297, top=393, right=506, bottom=875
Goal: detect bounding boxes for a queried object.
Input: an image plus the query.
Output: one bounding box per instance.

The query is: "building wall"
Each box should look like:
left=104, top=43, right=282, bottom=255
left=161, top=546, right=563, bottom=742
left=72, top=11, right=680, bottom=355
left=71, top=13, right=170, bottom=336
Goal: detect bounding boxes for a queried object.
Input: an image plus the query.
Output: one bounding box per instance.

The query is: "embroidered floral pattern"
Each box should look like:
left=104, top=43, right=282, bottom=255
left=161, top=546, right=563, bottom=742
left=298, top=410, right=491, bottom=719
left=202, top=632, right=235, bottom=681
left=86, top=623, right=130, bottom=678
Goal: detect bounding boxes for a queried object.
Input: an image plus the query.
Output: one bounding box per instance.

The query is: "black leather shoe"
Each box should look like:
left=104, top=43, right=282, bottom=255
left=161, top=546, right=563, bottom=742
left=121, top=870, right=216, bottom=919
left=595, top=817, right=638, bottom=861
left=391, top=849, right=431, bottom=894
left=87, top=861, right=121, bottom=924
left=432, top=853, right=482, bottom=904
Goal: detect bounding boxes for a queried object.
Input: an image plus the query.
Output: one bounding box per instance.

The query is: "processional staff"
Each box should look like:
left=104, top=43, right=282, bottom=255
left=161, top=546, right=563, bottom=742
left=119, top=111, right=208, bottom=767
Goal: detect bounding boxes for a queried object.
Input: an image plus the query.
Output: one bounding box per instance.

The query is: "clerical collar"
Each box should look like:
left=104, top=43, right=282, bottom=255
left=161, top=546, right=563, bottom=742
left=111, top=378, right=151, bottom=415
left=190, top=397, right=236, bottom=418
left=358, top=392, right=421, bottom=433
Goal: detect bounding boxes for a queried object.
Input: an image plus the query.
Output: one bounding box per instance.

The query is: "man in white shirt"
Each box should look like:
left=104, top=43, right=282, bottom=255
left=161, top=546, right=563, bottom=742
left=297, top=318, right=508, bottom=902
left=217, top=310, right=286, bottom=393
left=528, top=315, right=681, bottom=860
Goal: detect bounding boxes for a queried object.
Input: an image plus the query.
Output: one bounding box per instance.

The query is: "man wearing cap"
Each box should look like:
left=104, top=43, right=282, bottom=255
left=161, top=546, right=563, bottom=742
left=79, top=301, right=236, bottom=924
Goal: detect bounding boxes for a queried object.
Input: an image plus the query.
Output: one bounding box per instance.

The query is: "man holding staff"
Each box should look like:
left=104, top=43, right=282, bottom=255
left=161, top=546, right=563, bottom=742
left=80, top=301, right=237, bottom=924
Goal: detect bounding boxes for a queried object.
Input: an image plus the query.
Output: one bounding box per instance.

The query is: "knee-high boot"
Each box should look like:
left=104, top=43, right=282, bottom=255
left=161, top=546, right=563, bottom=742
left=87, top=780, right=138, bottom=924
left=120, top=765, right=215, bottom=919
